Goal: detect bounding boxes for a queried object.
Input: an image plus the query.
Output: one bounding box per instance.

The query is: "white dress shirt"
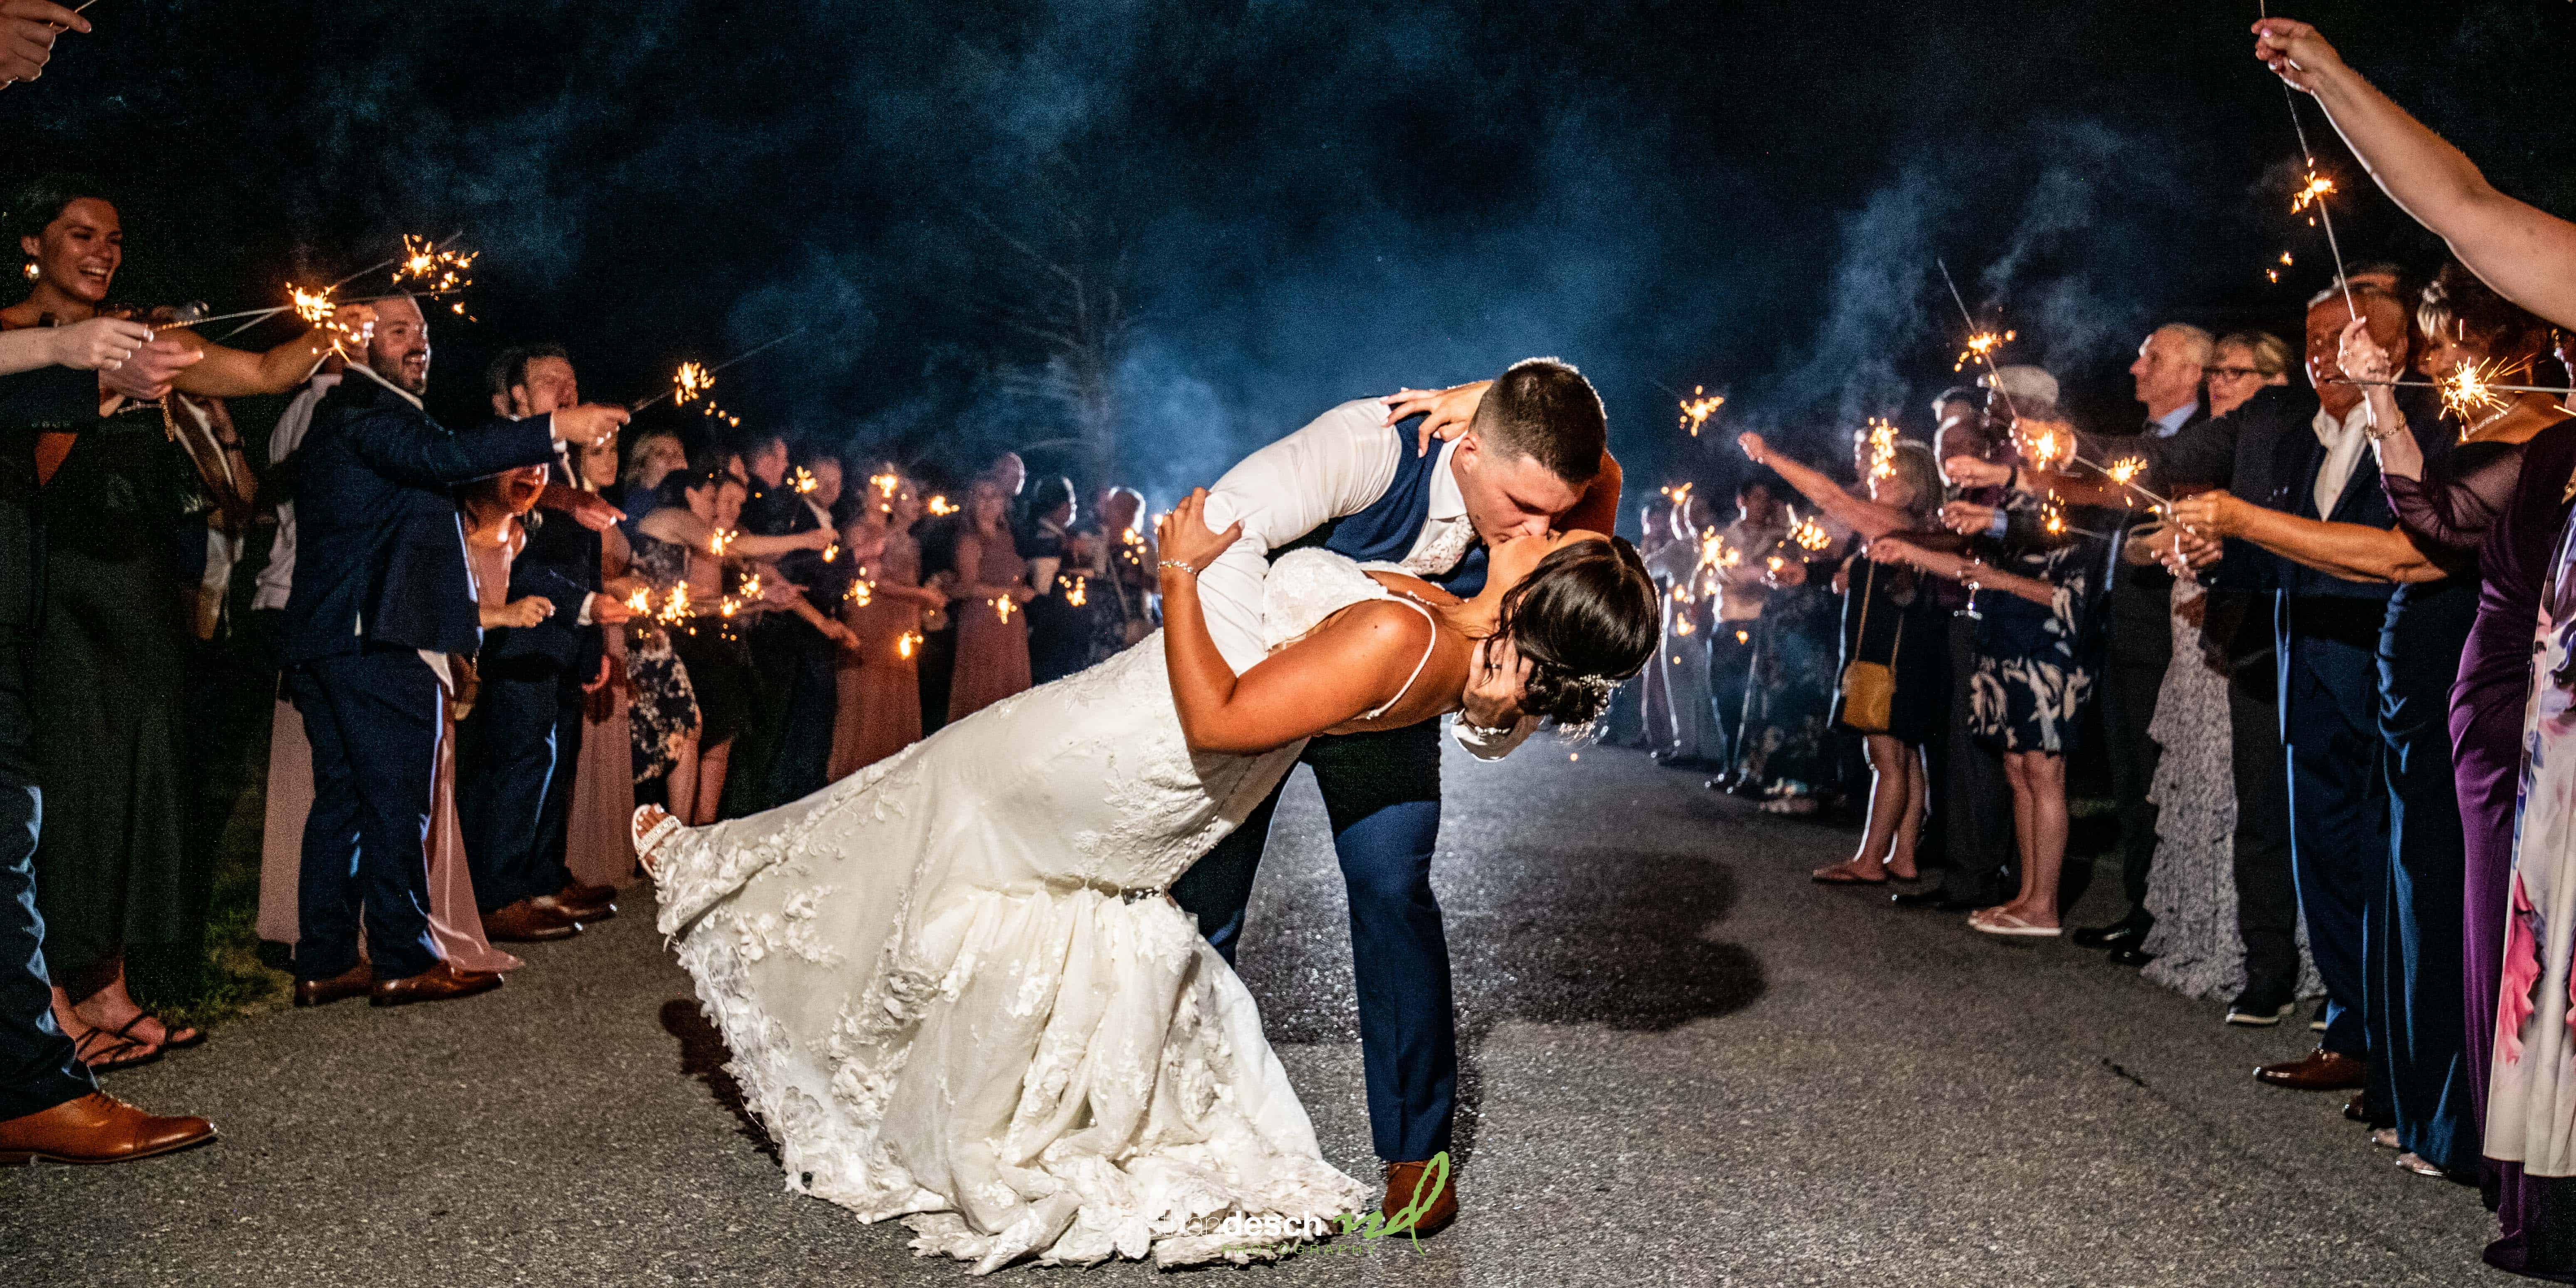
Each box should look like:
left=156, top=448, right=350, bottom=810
left=1199, top=398, right=1536, bottom=760
left=250, top=371, right=342, bottom=612
left=2311, top=400, right=2374, bottom=519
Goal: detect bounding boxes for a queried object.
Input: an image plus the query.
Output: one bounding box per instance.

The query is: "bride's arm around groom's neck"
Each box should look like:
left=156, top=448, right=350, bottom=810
left=1194, top=399, right=1406, bottom=674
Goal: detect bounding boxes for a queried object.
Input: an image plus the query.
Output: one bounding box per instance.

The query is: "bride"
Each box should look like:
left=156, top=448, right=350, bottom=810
left=631, top=488, right=1656, bottom=1273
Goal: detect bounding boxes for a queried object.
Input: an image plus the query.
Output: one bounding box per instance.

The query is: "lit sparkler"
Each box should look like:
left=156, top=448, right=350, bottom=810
left=995, top=595, right=1018, bottom=623
left=927, top=495, right=958, bottom=518
left=869, top=468, right=899, bottom=514
left=627, top=327, right=811, bottom=413
left=1953, top=329, right=2016, bottom=374
left=656, top=582, right=691, bottom=625
left=1062, top=575, right=1087, bottom=607
left=1677, top=386, right=1724, bottom=437
left=737, top=573, right=764, bottom=602
left=1789, top=515, right=1831, bottom=551
left=708, top=528, right=737, bottom=557
left=845, top=579, right=873, bottom=606
left=1865, top=417, right=1899, bottom=483
left=624, top=586, right=652, bottom=615
left=898, top=630, right=921, bottom=660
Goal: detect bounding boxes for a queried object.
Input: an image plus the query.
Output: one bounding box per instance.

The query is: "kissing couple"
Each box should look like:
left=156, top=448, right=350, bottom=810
left=631, top=358, right=1655, bottom=1273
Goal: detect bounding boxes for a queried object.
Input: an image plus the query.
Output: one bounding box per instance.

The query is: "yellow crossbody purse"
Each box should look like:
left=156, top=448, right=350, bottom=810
left=1838, top=562, right=1897, bottom=733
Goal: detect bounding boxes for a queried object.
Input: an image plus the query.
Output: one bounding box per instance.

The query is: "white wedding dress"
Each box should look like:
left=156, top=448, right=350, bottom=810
left=646, top=549, right=1424, bottom=1273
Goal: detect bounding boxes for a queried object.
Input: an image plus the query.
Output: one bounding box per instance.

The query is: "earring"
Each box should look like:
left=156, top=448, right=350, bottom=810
left=19, top=261, right=34, bottom=280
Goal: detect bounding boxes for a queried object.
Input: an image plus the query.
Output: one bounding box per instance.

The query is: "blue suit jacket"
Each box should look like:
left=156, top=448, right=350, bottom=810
left=279, top=373, right=560, bottom=664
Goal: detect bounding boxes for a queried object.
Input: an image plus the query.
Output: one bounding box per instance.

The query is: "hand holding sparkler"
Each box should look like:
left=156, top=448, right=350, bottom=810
left=2162, top=490, right=2252, bottom=540
left=2253, top=17, right=2345, bottom=97
left=40, top=316, right=151, bottom=372
left=1734, top=431, right=1772, bottom=467
left=547, top=403, right=630, bottom=448
left=1940, top=500, right=2003, bottom=538
left=98, top=335, right=200, bottom=402
left=0, top=0, right=86, bottom=88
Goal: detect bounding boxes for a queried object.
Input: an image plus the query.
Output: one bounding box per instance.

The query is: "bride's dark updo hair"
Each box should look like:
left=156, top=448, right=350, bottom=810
left=1491, top=536, right=1659, bottom=731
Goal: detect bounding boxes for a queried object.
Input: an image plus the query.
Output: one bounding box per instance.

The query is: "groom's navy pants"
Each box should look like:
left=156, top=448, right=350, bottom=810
left=1173, top=721, right=1456, bottom=1164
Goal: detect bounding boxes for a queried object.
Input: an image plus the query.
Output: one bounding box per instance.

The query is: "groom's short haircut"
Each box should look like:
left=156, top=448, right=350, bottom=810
left=1471, top=357, right=1605, bottom=487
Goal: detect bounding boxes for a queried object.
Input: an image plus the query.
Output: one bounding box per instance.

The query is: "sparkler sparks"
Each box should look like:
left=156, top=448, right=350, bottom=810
left=1677, top=386, right=1724, bottom=437
left=708, top=528, right=737, bottom=557
left=995, top=595, right=1018, bottom=623
left=2107, top=456, right=2148, bottom=486
left=1789, top=515, right=1831, bottom=551
left=869, top=468, right=900, bottom=514
left=845, top=579, right=873, bottom=606
left=1865, top=417, right=1899, bottom=483
left=2290, top=171, right=2336, bottom=215
left=1062, top=575, right=1087, bottom=607
left=926, top=495, right=958, bottom=518
left=1953, top=329, right=2015, bottom=373
left=656, top=583, right=691, bottom=626
left=624, top=586, right=652, bottom=616
left=898, top=631, right=921, bottom=660
left=791, top=466, right=819, bottom=494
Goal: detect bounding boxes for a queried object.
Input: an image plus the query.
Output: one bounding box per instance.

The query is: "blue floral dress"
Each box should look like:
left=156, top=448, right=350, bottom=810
left=1966, top=494, right=2108, bottom=755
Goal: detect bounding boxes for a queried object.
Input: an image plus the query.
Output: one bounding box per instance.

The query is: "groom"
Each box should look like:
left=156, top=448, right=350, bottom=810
left=1173, top=357, right=1621, bottom=1235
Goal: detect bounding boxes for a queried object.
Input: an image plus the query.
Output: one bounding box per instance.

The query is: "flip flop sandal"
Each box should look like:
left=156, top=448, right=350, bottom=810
left=115, top=1013, right=202, bottom=1052
left=1970, top=911, right=2063, bottom=938
left=1811, top=867, right=1888, bottom=885
left=72, top=1027, right=161, bottom=1073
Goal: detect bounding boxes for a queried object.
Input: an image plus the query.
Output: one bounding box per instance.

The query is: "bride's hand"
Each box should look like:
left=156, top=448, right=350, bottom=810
left=1735, top=431, right=1769, bottom=466
left=1152, top=488, right=1242, bottom=577
left=1382, top=380, right=1493, bottom=458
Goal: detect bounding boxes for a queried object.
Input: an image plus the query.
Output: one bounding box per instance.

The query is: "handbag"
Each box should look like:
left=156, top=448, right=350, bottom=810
left=1838, top=562, right=1898, bottom=734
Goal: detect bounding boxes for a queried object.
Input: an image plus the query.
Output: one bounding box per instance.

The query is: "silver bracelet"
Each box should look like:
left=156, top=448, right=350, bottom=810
left=1157, top=558, right=1199, bottom=578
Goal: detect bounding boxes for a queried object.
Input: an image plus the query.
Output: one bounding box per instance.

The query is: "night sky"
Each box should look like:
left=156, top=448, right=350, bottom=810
left=9, top=0, right=2576, bottom=520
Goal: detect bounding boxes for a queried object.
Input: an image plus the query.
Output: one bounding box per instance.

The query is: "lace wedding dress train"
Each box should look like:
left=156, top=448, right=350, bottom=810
left=644, top=550, right=1399, bottom=1273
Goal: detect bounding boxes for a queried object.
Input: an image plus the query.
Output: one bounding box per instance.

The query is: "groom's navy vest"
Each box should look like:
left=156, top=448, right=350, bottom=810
left=1281, top=417, right=1489, bottom=596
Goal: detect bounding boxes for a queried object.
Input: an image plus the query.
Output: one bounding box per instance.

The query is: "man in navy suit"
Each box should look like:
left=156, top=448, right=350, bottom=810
left=278, top=296, right=626, bottom=1007
left=1172, top=359, right=1622, bottom=1236
left=460, top=345, right=629, bottom=942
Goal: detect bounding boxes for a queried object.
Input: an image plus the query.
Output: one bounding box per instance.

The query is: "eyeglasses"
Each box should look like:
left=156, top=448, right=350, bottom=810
left=2202, top=365, right=2263, bottom=380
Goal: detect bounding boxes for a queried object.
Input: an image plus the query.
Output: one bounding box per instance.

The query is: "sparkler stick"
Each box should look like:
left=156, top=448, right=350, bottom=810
left=2260, top=0, right=2356, bottom=320
left=629, top=327, right=810, bottom=412
left=1936, top=258, right=2019, bottom=424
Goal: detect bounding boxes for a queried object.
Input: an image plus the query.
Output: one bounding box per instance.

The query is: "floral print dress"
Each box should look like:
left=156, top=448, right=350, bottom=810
left=1966, top=493, right=2106, bottom=755
left=626, top=530, right=703, bottom=784
left=2489, top=508, right=2576, bottom=1178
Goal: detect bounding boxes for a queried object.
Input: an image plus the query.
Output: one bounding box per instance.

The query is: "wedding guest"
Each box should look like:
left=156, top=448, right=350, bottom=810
left=1644, top=490, right=1720, bottom=769
left=1735, top=485, right=1847, bottom=813
left=1741, top=433, right=1946, bottom=879
left=565, top=429, right=643, bottom=890
left=723, top=431, right=837, bottom=815
left=1706, top=482, right=1784, bottom=782
left=0, top=321, right=217, bottom=1163
left=2204, top=331, right=2294, bottom=419
left=1023, top=475, right=1090, bottom=684
left=614, top=428, right=687, bottom=520
left=280, top=295, right=622, bottom=1007
left=2073, top=324, right=2213, bottom=965
left=7, top=177, right=358, bottom=1058
left=1910, top=378, right=2108, bottom=934
left=2250, top=16, right=2576, bottom=1263
left=947, top=476, right=1037, bottom=721
left=458, top=345, right=626, bottom=943
left=1595, top=497, right=1669, bottom=749
left=1085, top=484, right=1154, bottom=664
left=2172, top=270, right=2560, bottom=1182
left=254, top=360, right=344, bottom=951
left=916, top=453, right=1022, bottom=734
left=1895, top=392, right=2019, bottom=913
left=830, top=472, right=941, bottom=778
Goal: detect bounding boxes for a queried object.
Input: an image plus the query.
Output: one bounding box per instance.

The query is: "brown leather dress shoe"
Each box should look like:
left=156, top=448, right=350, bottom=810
left=1381, top=1159, right=1458, bottom=1237
left=293, top=961, right=374, bottom=1008
left=2256, top=1046, right=2366, bottom=1090
left=537, top=886, right=615, bottom=923
left=482, top=897, right=581, bottom=942
left=370, top=960, right=504, bottom=1008
left=0, top=1092, right=215, bottom=1165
